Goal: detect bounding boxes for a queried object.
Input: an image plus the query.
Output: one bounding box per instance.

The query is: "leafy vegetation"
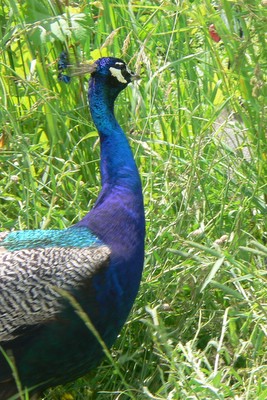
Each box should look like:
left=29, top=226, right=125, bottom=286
left=0, top=0, right=266, bottom=398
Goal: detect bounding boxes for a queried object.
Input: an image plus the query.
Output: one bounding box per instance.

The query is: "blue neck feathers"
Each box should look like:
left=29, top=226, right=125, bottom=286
left=90, top=77, right=140, bottom=191
left=76, top=66, right=145, bottom=253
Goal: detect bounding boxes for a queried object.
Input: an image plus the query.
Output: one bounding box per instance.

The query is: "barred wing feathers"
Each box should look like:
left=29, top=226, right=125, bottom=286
left=0, top=241, right=110, bottom=342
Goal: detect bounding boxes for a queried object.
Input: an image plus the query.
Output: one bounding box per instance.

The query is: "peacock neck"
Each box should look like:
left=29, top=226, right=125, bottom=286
left=89, top=76, right=142, bottom=199
left=76, top=75, right=145, bottom=249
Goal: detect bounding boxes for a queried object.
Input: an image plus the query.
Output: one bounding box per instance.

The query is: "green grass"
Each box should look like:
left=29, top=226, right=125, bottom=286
left=0, top=0, right=267, bottom=398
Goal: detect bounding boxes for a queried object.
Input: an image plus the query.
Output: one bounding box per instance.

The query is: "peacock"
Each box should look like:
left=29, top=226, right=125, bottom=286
left=0, top=57, right=145, bottom=399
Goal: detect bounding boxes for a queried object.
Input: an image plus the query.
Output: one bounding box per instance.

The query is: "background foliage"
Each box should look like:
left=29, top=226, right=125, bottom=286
left=0, top=0, right=267, bottom=399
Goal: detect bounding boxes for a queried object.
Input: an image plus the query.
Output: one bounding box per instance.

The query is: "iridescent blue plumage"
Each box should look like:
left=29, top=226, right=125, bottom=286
left=0, top=57, right=145, bottom=399
left=2, top=227, right=102, bottom=250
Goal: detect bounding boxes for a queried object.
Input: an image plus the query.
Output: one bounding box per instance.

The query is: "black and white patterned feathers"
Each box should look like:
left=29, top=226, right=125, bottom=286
left=0, top=230, right=110, bottom=341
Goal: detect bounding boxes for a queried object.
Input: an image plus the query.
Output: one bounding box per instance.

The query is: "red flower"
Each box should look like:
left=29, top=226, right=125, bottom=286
left=209, top=24, right=221, bottom=42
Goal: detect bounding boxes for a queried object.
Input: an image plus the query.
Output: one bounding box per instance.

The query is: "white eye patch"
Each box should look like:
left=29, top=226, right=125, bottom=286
left=109, top=67, right=127, bottom=84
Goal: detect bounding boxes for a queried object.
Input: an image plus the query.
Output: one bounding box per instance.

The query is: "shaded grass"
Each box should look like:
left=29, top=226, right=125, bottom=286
left=0, top=0, right=267, bottom=398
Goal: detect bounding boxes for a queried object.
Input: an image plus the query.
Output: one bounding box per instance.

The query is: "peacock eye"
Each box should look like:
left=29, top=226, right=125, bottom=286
left=115, top=61, right=125, bottom=68
left=116, top=63, right=132, bottom=75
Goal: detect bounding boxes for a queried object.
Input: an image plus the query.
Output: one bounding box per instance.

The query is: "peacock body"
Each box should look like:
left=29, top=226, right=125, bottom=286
left=0, top=57, right=145, bottom=399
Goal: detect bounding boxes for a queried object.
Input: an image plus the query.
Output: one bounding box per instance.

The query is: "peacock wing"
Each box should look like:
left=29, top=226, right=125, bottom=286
left=0, top=228, right=111, bottom=342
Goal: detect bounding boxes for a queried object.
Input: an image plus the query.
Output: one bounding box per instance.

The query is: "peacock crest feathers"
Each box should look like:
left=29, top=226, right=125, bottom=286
left=57, top=53, right=139, bottom=88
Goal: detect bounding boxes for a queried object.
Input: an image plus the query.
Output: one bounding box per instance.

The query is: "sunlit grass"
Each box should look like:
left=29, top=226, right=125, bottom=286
left=0, top=0, right=266, bottom=399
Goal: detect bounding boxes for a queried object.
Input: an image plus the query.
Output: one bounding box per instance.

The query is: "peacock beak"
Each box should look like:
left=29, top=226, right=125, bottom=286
left=130, top=73, right=140, bottom=81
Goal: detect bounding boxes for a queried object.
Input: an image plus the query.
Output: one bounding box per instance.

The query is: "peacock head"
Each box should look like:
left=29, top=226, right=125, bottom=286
left=90, top=57, right=139, bottom=90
